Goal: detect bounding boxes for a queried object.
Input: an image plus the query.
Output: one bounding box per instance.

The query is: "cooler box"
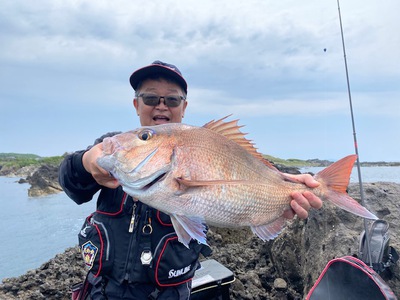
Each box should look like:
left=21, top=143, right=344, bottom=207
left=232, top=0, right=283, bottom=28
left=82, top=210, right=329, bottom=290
left=190, top=259, right=235, bottom=300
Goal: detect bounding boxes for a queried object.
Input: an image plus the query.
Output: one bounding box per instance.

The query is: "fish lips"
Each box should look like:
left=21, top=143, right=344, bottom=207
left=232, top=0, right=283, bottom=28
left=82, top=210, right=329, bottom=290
left=122, top=166, right=171, bottom=191
left=97, top=155, right=118, bottom=176
left=98, top=154, right=171, bottom=192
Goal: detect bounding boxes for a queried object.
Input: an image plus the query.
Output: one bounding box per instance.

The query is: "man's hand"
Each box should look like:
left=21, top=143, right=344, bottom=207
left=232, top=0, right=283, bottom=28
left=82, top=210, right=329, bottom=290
left=283, top=173, right=323, bottom=220
left=82, top=143, right=120, bottom=189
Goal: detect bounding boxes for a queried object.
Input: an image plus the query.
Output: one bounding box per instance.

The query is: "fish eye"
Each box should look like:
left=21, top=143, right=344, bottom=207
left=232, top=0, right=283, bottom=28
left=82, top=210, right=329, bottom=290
left=138, top=129, right=153, bottom=141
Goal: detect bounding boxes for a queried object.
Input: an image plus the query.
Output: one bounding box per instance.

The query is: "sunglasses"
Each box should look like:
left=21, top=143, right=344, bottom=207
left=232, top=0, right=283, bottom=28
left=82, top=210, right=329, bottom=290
left=138, top=93, right=185, bottom=108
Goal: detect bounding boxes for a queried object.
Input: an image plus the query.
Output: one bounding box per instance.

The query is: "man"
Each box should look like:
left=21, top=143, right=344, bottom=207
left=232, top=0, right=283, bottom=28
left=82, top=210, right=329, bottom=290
left=59, top=60, right=322, bottom=300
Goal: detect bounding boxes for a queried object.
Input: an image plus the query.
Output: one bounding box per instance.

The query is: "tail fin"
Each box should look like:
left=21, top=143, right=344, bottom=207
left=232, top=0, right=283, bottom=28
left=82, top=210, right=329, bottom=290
left=315, top=155, right=378, bottom=220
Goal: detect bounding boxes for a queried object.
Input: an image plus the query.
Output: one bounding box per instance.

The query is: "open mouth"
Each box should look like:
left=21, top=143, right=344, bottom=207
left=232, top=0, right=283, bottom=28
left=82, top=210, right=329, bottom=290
left=143, top=171, right=167, bottom=190
left=153, top=115, right=170, bottom=122
left=123, top=164, right=171, bottom=191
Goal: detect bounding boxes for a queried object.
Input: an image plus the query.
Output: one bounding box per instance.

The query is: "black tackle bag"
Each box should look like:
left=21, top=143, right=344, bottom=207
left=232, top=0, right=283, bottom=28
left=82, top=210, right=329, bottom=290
left=307, top=218, right=399, bottom=300
left=306, top=256, right=397, bottom=300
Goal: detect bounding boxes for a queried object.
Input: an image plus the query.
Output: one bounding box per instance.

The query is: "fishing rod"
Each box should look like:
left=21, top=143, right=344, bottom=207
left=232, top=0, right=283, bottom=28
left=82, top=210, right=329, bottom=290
left=336, top=0, right=373, bottom=267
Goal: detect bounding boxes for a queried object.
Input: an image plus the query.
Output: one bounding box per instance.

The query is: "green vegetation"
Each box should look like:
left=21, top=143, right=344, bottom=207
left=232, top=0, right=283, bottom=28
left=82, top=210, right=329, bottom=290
left=262, top=154, right=323, bottom=167
left=0, top=153, right=320, bottom=169
left=0, top=153, right=64, bottom=169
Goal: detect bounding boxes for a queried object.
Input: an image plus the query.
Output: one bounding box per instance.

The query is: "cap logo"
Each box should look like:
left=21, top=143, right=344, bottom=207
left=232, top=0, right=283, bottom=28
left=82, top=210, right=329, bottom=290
left=152, top=60, right=182, bottom=76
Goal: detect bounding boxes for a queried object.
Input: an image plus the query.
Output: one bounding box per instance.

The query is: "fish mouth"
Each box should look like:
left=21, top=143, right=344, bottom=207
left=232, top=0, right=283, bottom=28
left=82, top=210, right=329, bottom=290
left=99, top=142, right=173, bottom=194
left=142, top=170, right=168, bottom=190
left=123, top=166, right=170, bottom=191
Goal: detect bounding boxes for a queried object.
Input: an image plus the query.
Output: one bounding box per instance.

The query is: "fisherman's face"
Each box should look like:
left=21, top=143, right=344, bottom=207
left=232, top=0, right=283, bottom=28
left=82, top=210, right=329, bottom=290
left=133, top=78, right=188, bottom=126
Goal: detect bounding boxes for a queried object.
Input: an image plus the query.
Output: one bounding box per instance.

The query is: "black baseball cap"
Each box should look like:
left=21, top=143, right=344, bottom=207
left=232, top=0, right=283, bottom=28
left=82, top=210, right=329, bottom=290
left=129, top=60, right=188, bottom=94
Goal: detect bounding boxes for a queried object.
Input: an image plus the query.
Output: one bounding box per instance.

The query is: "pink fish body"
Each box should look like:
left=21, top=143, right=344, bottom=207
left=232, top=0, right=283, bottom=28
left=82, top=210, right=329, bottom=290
left=98, top=117, right=377, bottom=247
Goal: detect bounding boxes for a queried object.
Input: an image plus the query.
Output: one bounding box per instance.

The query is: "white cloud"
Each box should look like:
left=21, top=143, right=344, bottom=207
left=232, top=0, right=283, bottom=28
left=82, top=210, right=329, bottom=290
left=1, top=0, right=399, bottom=160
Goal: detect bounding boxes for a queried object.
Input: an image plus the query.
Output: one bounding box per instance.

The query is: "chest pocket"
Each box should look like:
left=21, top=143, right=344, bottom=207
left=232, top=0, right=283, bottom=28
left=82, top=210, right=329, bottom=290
left=78, top=214, right=115, bottom=277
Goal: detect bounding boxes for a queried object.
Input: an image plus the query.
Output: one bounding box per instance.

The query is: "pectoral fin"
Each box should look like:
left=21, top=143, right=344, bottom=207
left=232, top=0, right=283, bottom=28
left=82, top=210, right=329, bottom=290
left=251, top=216, right=287, bottom=241
left=170, top=214, right=208, bottom=247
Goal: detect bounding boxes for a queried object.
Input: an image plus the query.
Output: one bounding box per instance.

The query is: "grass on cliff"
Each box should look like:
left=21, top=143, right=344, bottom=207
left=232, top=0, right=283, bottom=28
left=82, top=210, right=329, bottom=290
left=263, top=154, right=322, bottom=167
left=0, top=153, right=65, bottom=168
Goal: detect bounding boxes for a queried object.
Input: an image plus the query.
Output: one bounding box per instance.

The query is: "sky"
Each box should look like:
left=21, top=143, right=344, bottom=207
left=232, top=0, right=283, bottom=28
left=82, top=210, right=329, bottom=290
left=1, top=0, right=399, bottom=162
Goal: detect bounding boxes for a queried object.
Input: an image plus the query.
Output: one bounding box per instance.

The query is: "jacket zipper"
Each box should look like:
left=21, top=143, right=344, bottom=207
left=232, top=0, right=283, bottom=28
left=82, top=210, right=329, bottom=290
left=124, top=198, right=143, bottom=281
left=128, top=203, right=137, bottom=233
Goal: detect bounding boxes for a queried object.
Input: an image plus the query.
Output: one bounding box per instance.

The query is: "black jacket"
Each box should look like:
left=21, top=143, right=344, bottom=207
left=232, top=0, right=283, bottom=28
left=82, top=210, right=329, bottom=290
left=59, top=135, right=207, bottom=287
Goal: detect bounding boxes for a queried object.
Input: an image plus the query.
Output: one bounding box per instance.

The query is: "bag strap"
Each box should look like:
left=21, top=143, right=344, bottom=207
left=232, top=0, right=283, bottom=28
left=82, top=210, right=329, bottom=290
left=71, top=272, right=92, bottom=300
left=385, top=246, right=399, bottom=270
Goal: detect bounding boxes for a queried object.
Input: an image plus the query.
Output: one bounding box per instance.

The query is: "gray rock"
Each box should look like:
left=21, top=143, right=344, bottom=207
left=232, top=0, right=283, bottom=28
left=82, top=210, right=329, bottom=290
left=26, top=165, right=62, bottom=197
left=274, top=278, right=287, bottom=290
left=0, top=182, right=399, bottom=299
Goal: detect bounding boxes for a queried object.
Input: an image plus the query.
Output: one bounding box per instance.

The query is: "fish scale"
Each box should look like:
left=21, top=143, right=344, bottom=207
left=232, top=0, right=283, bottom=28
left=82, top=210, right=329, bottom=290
left=97, top=116, right=378, bottom=247
left=183, top=180, right=297, bottom=225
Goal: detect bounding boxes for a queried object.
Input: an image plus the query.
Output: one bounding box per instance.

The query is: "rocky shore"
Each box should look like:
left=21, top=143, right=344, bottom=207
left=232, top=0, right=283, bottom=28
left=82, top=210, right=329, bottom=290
left=0, top=164, right=62, bottom=197
left=0, top=165, right=399, bottom=299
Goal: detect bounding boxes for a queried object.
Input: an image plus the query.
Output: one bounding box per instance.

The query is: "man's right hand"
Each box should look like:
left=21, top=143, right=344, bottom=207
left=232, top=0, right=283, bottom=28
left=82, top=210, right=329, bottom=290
left=82, top=143, right=120, bottom=189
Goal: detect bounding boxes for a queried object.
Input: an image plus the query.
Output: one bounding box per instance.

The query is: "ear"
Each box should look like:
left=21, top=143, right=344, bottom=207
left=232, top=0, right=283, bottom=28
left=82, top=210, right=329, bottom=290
left=133, top=98, right=139, bottom=115
left=182, top=100, right=188, bottom=118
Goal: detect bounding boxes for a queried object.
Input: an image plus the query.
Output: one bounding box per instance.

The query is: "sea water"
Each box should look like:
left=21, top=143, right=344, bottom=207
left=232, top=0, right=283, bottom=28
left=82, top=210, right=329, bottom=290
left=1, top=166, right=399, bottom=281
left=0, top=177, right=95, bottom=280
left=300, top=166, right=400, bottom=183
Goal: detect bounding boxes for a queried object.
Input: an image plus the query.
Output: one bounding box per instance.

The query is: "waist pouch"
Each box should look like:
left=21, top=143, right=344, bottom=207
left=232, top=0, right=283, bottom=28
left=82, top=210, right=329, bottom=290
left=148, top=232, right=204, bottom=288
left=77, top=197, right=209, bottom=285
left=78, top=214, right=115, bottom=277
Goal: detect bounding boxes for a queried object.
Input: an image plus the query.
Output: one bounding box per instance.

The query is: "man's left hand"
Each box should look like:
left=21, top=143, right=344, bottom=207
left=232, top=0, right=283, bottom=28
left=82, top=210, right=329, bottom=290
left=282, top=173, right=323, bottom=220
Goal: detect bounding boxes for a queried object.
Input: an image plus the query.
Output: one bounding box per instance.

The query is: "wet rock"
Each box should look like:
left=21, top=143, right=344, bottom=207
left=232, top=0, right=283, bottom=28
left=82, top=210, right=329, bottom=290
left=272, top=163, right=301, bottom=175
left=0, top=182, right=399, bottom=299
left=26, top=164, right=62, bottom=197
left=0, top=164, right=39, bottom=178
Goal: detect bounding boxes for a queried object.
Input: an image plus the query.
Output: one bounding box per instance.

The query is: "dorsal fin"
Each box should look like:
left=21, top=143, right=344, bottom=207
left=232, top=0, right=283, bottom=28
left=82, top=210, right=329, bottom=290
left=203, top=115, right=277, bottom=169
